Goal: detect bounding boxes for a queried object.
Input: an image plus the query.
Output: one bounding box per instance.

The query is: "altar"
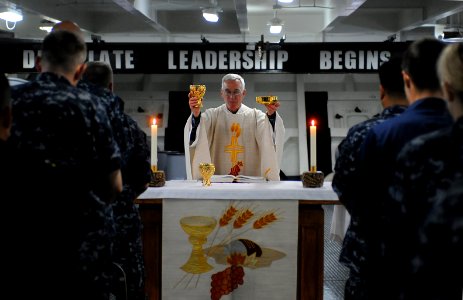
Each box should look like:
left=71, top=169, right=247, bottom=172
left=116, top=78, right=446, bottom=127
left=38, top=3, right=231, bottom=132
left=135, top=180, right=339, bottom=300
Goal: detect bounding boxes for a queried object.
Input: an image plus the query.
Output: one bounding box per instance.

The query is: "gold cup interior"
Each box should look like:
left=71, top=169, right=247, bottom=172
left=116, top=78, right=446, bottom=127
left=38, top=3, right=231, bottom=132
left=256, top=95, right=278, bottom=105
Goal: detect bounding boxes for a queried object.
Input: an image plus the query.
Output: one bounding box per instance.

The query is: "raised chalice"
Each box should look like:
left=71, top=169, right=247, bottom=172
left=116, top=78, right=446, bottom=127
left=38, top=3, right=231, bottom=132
left=199, top=162, right=215, bottom=186
left=256, top=95, right=278, bottom=105
left=190, top=84, right=206, bottom=108
left=180, top=216, right=217, bottom=274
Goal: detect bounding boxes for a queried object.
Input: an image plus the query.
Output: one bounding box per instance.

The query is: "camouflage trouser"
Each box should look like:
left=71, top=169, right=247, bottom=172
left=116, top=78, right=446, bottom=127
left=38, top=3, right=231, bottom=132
left=344, top=273, right=369, bottom=300
left=112, top=189, right=146, bottom=300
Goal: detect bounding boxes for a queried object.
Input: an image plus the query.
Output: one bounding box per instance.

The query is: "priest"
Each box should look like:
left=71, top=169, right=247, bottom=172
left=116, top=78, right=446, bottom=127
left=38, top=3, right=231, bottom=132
left=184, top=73, right=285, bottom=180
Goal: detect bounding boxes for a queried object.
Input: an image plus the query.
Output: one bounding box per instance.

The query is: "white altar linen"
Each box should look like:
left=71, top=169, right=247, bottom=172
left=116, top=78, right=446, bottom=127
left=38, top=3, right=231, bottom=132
left=162, top=199, right=298, bottom=300
left=329, top=205, right=351, bottom=242
left=137, top=180, right=339, bottom=300
left=138, top=180, right=339, bottom=201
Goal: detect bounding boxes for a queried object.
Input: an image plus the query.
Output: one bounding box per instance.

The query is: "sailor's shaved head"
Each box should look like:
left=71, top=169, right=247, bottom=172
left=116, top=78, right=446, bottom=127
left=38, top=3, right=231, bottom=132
left=52, top=20, right=83, bottom=38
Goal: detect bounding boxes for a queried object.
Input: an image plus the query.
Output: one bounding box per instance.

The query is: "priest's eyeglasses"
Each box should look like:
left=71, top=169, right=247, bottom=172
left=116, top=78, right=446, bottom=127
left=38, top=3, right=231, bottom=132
left=223, top=89, right=242, bottom=97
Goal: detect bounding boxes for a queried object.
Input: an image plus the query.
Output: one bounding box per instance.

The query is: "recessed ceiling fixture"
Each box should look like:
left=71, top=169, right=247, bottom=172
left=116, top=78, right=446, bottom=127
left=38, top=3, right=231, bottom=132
left=202, top=0, right=221, bottom=23
left=278, top=0, right=294, bottom=3
left=268, top=10, right=284, bottom=34
left=202, top=7, right=219, bottom=22
left=0, top=9, right=23, bottom=22
left=0, top=8, right=23, bottom=30
left=39, top=19, right=55, bottom=33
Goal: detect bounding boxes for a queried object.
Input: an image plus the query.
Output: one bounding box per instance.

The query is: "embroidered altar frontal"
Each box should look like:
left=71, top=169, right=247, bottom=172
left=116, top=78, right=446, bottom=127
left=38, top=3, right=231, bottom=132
left=162, top=199, right=298, bottom=300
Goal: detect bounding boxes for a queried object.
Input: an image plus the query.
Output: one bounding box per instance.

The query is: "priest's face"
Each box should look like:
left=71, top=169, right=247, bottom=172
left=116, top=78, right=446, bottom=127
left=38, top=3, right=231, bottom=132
left=221, top=79, right=246, bottom=113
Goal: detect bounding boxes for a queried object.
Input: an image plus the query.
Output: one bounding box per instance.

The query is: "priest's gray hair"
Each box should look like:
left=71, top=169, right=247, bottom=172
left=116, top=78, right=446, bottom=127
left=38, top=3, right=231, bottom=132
left=221, top=73, right=245, bottom=91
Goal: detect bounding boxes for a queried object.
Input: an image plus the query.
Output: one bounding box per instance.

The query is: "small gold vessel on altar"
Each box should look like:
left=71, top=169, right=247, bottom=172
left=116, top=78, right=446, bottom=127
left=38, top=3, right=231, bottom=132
left=199, top=162, right=215, bottom=186
left=190, top=84, right=206, bottom=108
left=256, top=95, right=278, bottom=105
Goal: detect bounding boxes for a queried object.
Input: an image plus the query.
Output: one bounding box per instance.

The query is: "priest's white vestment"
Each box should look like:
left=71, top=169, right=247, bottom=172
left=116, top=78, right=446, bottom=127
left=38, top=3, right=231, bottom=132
left=184, top=104, right=285, bottom=181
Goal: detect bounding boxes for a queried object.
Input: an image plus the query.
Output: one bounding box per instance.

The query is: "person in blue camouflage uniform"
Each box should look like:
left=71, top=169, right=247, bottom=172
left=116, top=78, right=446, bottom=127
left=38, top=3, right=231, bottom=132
left=352, top=38, right=452, bottom=299
left=79, top=61, right=151, bottom=300
left=8, top=30, right=122, bottom=300
left=331, top=57, right=408, bottom=300
left=388, top=43, right=463, bottom=300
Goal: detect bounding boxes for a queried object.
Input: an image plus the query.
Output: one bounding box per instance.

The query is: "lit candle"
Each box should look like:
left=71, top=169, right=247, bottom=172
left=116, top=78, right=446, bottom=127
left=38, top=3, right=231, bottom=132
left=151, top=117, right=158, bottom=172
left=310, top=119, right=317, bottom=172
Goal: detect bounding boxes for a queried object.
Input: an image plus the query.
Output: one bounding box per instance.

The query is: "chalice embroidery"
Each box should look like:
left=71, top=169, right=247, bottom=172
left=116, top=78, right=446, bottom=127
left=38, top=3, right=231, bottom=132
left=180, top=216, right=217, bottom=274
left=199, top=162, right=215, bottom=186
left=190, top=84, right=206, bottom=108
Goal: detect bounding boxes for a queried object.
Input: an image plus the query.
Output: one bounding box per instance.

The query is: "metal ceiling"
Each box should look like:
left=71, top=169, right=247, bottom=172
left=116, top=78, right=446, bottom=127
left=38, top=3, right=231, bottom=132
left=0, top=0, right=462, bottom=42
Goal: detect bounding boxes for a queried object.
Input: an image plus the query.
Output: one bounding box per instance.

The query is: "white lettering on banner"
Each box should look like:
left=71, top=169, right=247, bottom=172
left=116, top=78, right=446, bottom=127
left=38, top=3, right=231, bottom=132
left=218, top=50, right=227, bottom=70
left=168, top=51, right=176, bottom=69
left=319, top=50, right=391, bottom=70
left=320, top=51, right=332, bottom=69
left=345, top=51, right=356, bottom=69
left=23, top=49, right=135, bottom=70
left=167, top=49, right=289, bottom=71
left=99, top=50, right=110, bottom=65
left=205, top=51, right=217, bottom=69
left=179, top=50, right=188, bottom=70
left=85, top=50, right=135, bottom=69
left=88, top=50, right=95, bottom=62
left=87, top=50, right=135, bottom=69
left=191, top=51, right=203, bottom=69
left=23, top=50, right=35, bottom=68
left=229, top=50, right=240, bottom=69
left=125, top=50, right=134, bottom=69
left=242, top=51, right=253, bottom=69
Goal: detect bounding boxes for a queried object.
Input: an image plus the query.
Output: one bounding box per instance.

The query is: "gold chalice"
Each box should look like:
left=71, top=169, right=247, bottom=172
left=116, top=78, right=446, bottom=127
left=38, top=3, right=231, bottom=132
left=190, top=84, right=206, bottom=108
left=199, top=162, right=215, bottom=186
left=180, top=216, right=217, bottom=274
left=256, top=95, right=278, bottom=105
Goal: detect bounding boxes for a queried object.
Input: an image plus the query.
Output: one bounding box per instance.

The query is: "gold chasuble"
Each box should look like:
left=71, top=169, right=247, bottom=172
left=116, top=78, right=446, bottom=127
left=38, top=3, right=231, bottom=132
left=184, top=104, right=285, bottom=181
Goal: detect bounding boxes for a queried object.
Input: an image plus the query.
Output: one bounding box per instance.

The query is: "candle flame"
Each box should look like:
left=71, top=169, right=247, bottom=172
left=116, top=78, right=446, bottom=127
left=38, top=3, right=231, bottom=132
left=311, top=120, right=315, bottom=126
left=152, top=118, right=157, bottom=126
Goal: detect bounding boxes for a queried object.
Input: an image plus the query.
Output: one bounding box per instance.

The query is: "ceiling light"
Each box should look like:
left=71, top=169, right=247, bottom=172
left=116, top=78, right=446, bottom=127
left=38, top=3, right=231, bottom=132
left=39, top=26, right=53, bottom=33
left=0, top=9, right=23, bottom=22
left=278, top=0, right=294, bottom=3
left=203, top=8, right=219, bottom=22
left=39, top=19, right=55, bottom=32
left=268, top=11, right=284, bottom=34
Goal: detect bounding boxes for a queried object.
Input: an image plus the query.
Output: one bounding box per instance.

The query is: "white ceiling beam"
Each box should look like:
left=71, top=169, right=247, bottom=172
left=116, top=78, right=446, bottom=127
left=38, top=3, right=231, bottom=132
left=111, top=0, right=170, bottom=33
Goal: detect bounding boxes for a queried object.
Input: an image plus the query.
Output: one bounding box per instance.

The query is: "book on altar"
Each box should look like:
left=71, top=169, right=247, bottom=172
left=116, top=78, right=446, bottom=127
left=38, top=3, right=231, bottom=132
left=210, top=174, right=268, bottom=183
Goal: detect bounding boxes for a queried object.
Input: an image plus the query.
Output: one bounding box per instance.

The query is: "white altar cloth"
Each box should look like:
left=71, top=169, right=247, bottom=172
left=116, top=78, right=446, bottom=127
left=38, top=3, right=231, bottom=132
left=329, top=205, right=351, bottom=242
left=138, top=180, right=339, bottom=201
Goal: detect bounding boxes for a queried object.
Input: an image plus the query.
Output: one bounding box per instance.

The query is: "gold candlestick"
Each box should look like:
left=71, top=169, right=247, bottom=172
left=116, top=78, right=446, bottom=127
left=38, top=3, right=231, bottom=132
left=149, top=165, right=165, bottom=187
left=301, top=170, right=324, bottom=188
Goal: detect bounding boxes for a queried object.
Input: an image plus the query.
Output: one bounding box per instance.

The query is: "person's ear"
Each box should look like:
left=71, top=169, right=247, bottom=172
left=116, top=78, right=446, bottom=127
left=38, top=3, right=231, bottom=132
left=379, top=84, right=385, bottom=100
left=242, top=89, right=247, bottom=97
left=35, top=56, right=42, bottom=73
left=402, top=71, right=411, bottom=90
left=108, top=82, right=113, bottom=92
left=443, top=81, right=455, bottom=103
left=74, top=63, right=87, bottom=83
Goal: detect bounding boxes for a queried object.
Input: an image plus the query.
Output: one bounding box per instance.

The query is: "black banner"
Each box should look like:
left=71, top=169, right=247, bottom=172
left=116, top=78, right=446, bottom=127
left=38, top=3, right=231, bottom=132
left=0, top=39, right=410, bottom=74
